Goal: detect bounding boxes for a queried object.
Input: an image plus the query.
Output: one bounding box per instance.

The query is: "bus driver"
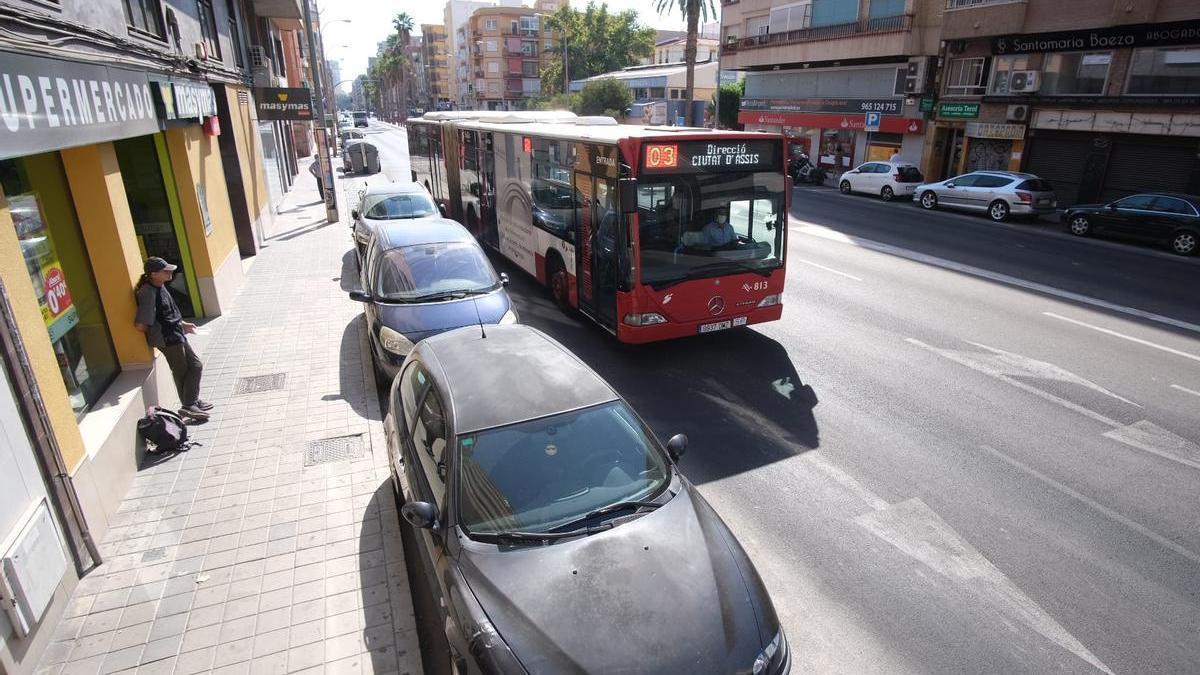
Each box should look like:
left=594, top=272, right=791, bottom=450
left=702, top=205, right=736, bottom=249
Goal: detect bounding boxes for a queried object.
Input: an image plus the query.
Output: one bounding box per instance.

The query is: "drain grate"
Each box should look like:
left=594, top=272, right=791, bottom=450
left=233, top=373, right=287, bottom=395
left=142, top=547, right=167, bottom=563
left=304, top=434, right=366, bottom=466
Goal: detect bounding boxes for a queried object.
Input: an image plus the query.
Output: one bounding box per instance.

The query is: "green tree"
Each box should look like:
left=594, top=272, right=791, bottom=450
left=712, top=80, right=744, bottom=129
left=577, top=79, right=632, bottom=117
left=541, top=2, right=655, bottom=95
left=654, top=0, right=715, bottom=126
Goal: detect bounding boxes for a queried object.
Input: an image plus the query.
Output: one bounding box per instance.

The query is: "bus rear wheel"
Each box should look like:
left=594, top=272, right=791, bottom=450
left=547, top=256, right=570, bottom=312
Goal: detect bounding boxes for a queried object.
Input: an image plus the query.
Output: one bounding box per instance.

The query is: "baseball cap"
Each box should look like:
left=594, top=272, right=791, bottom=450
left=144, top=257, right=178, bottom=273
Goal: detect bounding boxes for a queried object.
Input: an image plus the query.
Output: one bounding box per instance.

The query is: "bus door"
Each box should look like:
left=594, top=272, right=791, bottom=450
left=480, top=133, right=499, bottom=249
left=574, top=171, right=619, bottom=330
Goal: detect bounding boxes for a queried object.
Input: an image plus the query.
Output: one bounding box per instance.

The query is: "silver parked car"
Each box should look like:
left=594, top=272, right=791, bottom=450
left=913, top=171, right=1057, bottom=221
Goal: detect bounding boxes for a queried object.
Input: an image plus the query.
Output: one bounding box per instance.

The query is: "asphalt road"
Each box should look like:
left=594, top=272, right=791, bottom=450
left=363, top=121, right=1200, bottom=674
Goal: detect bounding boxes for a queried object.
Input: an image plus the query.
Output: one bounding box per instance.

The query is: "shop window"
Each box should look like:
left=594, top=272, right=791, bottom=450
left=1042, top=51, right=1109, bottom=95
left=988, top=54, right=1030, bottom=95
left=1126, top=47, right=1200, bottom=95
left=1, top=155, right=120, bottom=415
left=945, top=57, right=988, bottom=96
left=123, top=0, right=165, bottom=38
left=819, top=129, right=853, bottom=169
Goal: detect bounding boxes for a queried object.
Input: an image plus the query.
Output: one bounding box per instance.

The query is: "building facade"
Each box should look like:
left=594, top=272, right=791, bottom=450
left=650, top=35, right=721, bottom=65
left=930, top=0, right=1200, bottom=203
left=466, top=0, right=565, bottom=110
left=446, top=0, right=496, bottom=109
left=0, top=0, right=294, bottom=669
left=422, top=24, right=452, bottom=109
left=722, top=0, right=943, bottom=172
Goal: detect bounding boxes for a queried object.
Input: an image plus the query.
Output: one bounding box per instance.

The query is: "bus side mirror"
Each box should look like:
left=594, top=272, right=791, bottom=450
left=619, top=178, right=637, bottom=214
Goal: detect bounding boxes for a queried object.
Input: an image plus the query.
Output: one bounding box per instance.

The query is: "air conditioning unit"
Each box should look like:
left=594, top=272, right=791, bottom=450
left=249, top=45, right=268, bottom=68
left=1007, top=104, right=1029, bottom=122
left=904, top=57, right=931, bottom=94
left=193, top=41, right=209, bottom=60
left=1009, top=70, right=1040, bottom=93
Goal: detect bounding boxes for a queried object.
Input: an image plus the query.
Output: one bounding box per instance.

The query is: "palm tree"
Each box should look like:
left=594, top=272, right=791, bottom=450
left=394, top=12, right=414, bottom=45
left=654, top=0, right=714, bottom=126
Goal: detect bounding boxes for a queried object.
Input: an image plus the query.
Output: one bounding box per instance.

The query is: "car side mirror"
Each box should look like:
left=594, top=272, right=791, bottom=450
left=944, top=183, right=955, bottom=188
left=401, top=501, right=439, bottom=530
left=348, top=289, right=372, bottom=303
left=666, top=433, right=687, bottom=461
left=500, top=272, right=509, bottom=287
left=1106, top=203, right=1118, bottom=210
left=438, top=203, right=448, bottom=216
left=351, top=209, right=359, bottom=220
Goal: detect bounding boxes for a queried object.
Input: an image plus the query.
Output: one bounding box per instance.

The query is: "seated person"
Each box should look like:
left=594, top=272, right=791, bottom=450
left=701, top=206, right=737, bottom=249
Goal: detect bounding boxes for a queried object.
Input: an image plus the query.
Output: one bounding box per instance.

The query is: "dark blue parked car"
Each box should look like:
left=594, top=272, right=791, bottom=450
left=350, top=218, right=516, bottom=381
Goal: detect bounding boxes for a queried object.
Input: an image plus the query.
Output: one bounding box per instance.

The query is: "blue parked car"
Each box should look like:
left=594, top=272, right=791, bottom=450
left=350, top=218, right=517, bottom=382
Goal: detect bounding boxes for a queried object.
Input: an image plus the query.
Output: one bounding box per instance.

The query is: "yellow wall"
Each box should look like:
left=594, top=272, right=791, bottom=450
left=165, top=126, right=237, bottom=280
left=61, top=144, right=155, bottom=369
left=0, top=192, right=88, bottom=472
left=224, top=86, right=271, bottom=217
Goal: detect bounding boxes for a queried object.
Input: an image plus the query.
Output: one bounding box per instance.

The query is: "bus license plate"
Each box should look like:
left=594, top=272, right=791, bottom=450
left=699, top=317, right=747, bottom=334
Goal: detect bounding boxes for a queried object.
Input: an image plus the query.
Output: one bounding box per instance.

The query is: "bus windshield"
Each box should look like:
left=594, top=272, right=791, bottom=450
left=636, top=171, right=785, bottom=287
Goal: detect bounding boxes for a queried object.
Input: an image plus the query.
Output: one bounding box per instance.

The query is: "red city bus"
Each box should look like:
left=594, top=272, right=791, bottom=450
left=408, top=115, right=789, bottom=343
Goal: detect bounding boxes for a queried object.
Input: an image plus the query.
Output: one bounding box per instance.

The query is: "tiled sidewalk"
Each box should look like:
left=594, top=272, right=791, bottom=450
left=37, top=173, right=421, bottom=675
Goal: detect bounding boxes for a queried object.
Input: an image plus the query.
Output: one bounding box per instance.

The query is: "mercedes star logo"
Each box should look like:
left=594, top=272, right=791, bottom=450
left=707, top=296, right=725, bottom=316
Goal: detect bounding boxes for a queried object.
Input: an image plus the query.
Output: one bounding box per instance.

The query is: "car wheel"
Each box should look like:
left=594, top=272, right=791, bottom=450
left=1068, top=215, right=1090, bottom=237
left=880, top=185, right=894, bottom=202
left=839, top=180, right=851, bottom=194
left=1170, top=230, right=1198, bottom=256
left=547, top=256, right=571, bottom=312
left=988, top=200, right=1010, bottom=222
left=919, top=191, right=938, bottom=210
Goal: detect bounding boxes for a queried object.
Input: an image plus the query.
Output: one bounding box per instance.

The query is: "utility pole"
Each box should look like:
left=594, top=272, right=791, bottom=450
left=302, top=0, right=339, bottom=223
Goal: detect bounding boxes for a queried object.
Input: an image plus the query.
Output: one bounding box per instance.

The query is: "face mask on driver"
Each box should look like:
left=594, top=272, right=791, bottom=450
left=716, top=214, right=727, bottom=224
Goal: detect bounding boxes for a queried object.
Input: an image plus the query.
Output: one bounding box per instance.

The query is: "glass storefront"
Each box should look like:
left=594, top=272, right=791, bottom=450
left=114, top=135, right=200, bottom=317
left=2, top=154, right=120, bottom=415
left=258, top=122, right=285, bottom=209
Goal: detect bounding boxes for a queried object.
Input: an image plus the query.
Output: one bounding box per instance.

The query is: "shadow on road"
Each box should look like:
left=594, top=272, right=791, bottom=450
left=337, top=315, right=370, bottom=419
left=492, top=254, right=821, bottom=486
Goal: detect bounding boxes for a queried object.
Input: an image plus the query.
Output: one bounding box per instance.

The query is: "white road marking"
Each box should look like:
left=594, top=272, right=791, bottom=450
left=909, top=338, right=1200, bottom=471
left=980, top=444, right=1200, bottom=568
left=796, top=258, right=863, bottom=281
left=1043, top=312, right=1200, bottom=364
left=855, top=497, right=1114, bottom=675
left=964, top=341, right=1140, bottom=407
left=1170, top=383, right=1200, bottom=398
left=791, top=221, right=1200, bottom=335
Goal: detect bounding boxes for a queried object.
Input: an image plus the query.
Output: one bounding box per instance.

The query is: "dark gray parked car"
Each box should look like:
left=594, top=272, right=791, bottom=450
left=385, top=324, right=789, bottom=675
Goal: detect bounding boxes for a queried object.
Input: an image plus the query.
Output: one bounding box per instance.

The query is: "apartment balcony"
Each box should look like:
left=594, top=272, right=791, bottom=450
left=941, top=0, right=1028, bottom=41
left=249, top=0, right=302, bottom=19
left=722, top=13, right=916, bottom=68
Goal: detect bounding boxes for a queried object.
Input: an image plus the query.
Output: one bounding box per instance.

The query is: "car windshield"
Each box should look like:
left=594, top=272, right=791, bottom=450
left=374, top=242, right=498, bottom=301
left=364, top=193, right=437, bottom=220
left=457, top=401, right=672, bottom=536
left=897, top=166, right=924, bottom=183
left=637, top=171, right=785, bottom=287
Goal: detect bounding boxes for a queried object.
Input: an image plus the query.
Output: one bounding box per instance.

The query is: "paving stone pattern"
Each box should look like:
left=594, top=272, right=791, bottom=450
left=36, top=175, right=421, bottom=675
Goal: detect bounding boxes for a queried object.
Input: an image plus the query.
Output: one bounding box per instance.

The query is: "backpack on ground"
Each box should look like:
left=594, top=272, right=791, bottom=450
left=137, top=407, right=190, bottom=453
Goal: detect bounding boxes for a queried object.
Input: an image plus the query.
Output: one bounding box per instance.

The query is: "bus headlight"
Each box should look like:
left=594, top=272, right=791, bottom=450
left=499, top=310, right=519, bottom=325
left=379, top=326, right=414, bottom=355
left=757, top=294, right=781, bottom=308
left=623, top=312, right=666, bottom=327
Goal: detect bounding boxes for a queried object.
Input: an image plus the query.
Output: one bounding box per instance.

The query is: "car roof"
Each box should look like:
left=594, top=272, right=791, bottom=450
left=972, top=170, right=1037, bottom=179
left=361, top=182, right=431, bottom=197
left=417, top=325, right=619, bottom=434
left=1126, top=192, right=1200, bottom=204
left=377, top=218, right=476, bottom=249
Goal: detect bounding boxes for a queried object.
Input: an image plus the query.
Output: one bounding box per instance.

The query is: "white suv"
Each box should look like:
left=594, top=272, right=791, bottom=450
left=839, top=161, right=925, bottom=202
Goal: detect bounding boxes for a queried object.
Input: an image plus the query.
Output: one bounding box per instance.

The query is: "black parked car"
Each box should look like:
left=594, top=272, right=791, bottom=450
left=385, top=324, right=789, bottom=675
left=1063, top=193, right=1199, bottom=256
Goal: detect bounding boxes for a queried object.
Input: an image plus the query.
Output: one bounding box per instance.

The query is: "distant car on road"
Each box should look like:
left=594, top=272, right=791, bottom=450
left=350, top=219, right=515, bottom=380
left=839, top=161, right=924, bottom=201
left=351, top=183, right=442, bottom=260
left=353, top=110, right=369, bottom=127
left=914, top=171, right=1056, bottom=221
left=1062, top=193, right=1199, bottom=256
left=385, top=323, right=789, bottom=675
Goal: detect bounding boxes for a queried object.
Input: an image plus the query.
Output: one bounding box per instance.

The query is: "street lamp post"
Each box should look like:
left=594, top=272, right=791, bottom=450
left=302, top=0, right=338, bottom=223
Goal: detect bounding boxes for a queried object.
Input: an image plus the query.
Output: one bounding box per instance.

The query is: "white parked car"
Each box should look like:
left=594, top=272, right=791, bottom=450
left=839, top=161, right=925, bottom=202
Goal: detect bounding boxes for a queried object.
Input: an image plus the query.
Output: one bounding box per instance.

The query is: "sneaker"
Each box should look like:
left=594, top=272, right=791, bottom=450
left=195, top=400, right=215, bottom=411
left=180, top=405, right=210, bottom=420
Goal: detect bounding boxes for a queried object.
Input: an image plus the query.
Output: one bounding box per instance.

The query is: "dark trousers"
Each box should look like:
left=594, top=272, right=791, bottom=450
left=162, top=340, right=203, bottom=407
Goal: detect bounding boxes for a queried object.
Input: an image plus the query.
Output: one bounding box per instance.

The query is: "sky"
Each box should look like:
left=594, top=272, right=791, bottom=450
left=317, top=0, right=692, bottom=92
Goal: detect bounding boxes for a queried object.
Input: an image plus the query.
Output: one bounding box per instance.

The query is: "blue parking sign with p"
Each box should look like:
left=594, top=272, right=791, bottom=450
left=865, top=111, right=882, bottom=132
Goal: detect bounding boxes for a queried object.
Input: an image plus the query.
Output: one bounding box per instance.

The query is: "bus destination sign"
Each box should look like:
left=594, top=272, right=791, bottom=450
left=642, top=140, right=781, bottom=174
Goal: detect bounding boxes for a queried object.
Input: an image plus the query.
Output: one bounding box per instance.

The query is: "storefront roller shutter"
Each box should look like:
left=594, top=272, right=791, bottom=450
left=1025, top=135, right=1090, bottom=207
left=1101, top=138, right=1192, bottom=202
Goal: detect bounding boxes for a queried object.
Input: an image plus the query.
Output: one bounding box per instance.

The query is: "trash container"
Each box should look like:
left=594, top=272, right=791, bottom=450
left=342, top=141, right=379, bottom=175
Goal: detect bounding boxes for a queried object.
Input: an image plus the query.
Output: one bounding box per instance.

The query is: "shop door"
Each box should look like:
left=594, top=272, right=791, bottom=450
left=574, top=172, right=618, bottom=330
left=1101, top=137, right=1194, bottom=202
left=114, top=135, right=202, bottom=318
left=1025, top=134, right=1090, bottom=208
left=939, top=127, right=965, bottom=179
